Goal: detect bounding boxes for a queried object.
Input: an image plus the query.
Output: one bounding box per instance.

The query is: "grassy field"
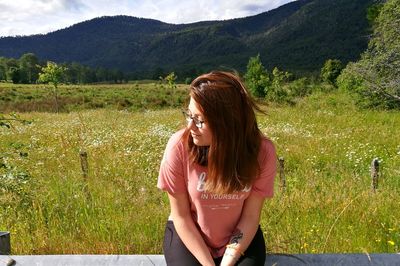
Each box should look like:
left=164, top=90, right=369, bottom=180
left=1, top=83, right=399, bottom=255
left=0, top=82, right=188, bottom=112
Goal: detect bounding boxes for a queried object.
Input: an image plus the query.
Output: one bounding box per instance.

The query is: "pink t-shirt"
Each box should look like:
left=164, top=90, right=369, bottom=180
left=157, top=129, right=276, bottom=258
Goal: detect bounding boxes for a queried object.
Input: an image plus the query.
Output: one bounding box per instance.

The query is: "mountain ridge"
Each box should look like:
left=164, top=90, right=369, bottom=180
left=0, top=0, right=373, bottom=78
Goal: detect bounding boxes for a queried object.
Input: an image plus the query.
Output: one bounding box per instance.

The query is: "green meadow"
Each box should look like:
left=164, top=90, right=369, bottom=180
left=1, top=83, right=399, bottom=254
left=0, top=82, right=188, bottom=113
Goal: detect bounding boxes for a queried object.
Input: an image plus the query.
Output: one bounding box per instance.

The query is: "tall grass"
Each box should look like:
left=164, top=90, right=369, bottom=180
left=262, top=91, right=400, bottom=254
left=0, top=86, right=399, bottom=254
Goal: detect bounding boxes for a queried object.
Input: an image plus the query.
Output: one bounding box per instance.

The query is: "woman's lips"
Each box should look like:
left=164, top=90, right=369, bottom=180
left=191, top=132, right=201, bottom=138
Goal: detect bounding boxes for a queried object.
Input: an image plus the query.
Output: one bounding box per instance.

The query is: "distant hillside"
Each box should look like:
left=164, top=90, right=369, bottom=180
left=0, top=0, right=373, bottom=78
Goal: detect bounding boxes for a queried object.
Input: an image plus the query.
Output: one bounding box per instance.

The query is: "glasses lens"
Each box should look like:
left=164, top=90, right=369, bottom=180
left=182, top=110, right=203, bottom=128
left=194, top=118, right=201, bottom=128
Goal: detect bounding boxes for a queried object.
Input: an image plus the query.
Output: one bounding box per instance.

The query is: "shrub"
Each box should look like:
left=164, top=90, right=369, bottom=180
left=288, top=77, right=312, bottom=98
left=320, top=59, right=343, bottom=86
left=244, top=54, right=270, bottom=98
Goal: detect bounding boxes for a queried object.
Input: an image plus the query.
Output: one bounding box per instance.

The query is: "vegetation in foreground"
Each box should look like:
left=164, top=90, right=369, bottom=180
left=1, top=88, right=399, bottom=254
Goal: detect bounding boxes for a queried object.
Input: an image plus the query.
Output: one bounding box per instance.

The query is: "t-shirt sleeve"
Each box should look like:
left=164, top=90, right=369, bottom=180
left=157, top=131, right=187, bottom=194
left=251, top=138, right=277, bottom=198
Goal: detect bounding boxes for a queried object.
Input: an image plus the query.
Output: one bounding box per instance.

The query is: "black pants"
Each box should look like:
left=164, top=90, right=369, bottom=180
left=163, top=221, right=266, bottom=266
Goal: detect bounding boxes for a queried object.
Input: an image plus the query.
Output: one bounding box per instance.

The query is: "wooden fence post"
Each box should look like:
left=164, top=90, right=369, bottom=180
left=371, top=158, right=379, bottom=192
left=80, top=150, right=89, bottom=180
left=79, top=150, right=91, bottom=200
left=278, top=157, right=286, bottom=192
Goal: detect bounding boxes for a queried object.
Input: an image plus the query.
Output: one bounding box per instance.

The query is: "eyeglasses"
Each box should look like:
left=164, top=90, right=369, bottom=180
left=182, top=110, right=205, bottom=128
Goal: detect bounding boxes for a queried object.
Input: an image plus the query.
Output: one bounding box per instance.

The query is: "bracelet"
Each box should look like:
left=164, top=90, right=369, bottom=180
left=226, top=244, right=245, bottom=256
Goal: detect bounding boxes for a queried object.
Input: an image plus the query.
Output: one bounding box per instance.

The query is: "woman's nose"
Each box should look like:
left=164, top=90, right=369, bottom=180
left=187, top=119, right=197, bottom=130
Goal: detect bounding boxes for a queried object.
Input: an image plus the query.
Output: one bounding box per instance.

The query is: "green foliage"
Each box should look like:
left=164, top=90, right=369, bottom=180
left=320, top=59, right=343, bottom=86
left=19, top=53, right=40, bottom=84
left=5, top=57, right=18, bottom=69
left=337, top=63, right=364, bottom=92
left=337, top=63, right=386, bottom=108
left=64, top=62, right=98, bottom=84
left=366, top=2, right=384, bottom=25
left=367, top=3, right=383, bottom=25
left=164, top=72, right=177, bottom=91
left=245, top=55, right=312, bottom=103
left=244, top=54, right=270, bottom=98
left=0, top=54, right=128, bottom=84
left=287, top=77, right=313, bottom=98
left=38, top=62, right=68, bottom=112
left=338, top=0, right=400, bottom=109
left=0, top=65, right=5, bottom=81
left=266, top=67, right=292, bottom=103
left=38, top=62, right=67, bottom=89
left=0, top=54, right=40, bottom=84
left=7, top=67, right=20, bottom=84
left=0, top=57, right=7, bottom=81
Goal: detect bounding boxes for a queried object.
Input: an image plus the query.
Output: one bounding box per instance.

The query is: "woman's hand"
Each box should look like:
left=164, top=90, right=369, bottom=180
left=220, top=193, right=266, bottom=266
left=220, top=246, right=241, bottom=266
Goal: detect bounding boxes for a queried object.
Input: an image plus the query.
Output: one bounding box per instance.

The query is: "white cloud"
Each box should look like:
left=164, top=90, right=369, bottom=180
left=0, top=0, right=294, bottom=37
left=0, top=0, right=88, bottom=35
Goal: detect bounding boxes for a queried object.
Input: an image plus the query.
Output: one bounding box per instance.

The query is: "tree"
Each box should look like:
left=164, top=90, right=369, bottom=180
left=95, top=67, right=109, bottom=83
left=7, top=67, right=21, bottom=84
left=0, top=65, right=6, bottom=81
left=366, top=2, right=384, bottom=26
left=158, top=72, right=178, bottom=100
left=38, top=61, right=67, bottom=112
left=164, top=72, right=177, bottom=91
left=338, top=0, right=400, bottom=108
left=78, top=65, right=96, bottom=84
left=19, top=53, right=40, bottom=83
left=0, top=57, right=7, bottom=81
left=320, top=59, right=343, bottom=86
left=244, top=54, right=270, bottom=98
left=5, top=58, right=19, bottom=83
left=266, top=67, right=292, bottom=103
left=110, top=69, right=124, bottom=83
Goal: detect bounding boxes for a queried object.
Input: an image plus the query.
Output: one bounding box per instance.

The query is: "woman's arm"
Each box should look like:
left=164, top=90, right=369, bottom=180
left=220, top=193, right=265, bottom=266
left=168, top=192, right=216, bottom=266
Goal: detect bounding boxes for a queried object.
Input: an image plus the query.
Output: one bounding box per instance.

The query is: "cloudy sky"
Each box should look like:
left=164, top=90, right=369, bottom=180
left=0, top=0, right=295, bottom=37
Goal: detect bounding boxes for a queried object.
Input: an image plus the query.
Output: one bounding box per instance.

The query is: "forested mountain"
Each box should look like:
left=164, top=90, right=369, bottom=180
left=0, top=0, right=373, bottom=78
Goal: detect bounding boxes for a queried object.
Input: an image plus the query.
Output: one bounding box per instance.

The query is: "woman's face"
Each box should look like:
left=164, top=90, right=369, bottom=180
left=187, top=97, right=212, bottom=146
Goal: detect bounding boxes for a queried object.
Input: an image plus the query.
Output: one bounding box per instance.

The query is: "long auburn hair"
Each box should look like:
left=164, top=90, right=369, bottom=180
left=182, top=71, right=264, bottom=194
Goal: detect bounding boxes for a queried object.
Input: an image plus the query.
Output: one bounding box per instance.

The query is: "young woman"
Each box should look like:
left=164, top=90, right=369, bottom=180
left=157, top=71, right=276, bottom=266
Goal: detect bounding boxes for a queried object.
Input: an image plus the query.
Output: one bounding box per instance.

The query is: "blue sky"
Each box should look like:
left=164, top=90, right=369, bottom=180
left=0, top=0, right=294, bottom=37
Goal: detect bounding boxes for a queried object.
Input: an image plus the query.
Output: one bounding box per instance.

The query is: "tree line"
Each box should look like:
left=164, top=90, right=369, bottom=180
left=0, top=53, right=126, bottom=84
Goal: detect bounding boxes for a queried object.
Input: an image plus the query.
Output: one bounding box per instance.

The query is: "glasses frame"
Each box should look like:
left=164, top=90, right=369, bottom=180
left=182, top=110, right=205, bottom=129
